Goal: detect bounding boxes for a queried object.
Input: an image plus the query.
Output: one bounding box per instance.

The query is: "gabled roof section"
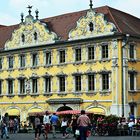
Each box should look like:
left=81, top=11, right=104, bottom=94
left=5, top=13, right=58, bottom=50
left=68, top=8, right=117, bottom=40
left=0, top=6, right=139, bottom=50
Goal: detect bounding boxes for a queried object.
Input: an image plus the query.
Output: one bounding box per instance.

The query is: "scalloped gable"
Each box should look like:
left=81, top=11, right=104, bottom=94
left=5, top=19, right=58, bottom=50
left=69, top=9, right=117, bottom=40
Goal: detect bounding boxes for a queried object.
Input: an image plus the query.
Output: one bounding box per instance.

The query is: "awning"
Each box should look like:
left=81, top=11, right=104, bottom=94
left=56, top=110, right=93, bottom=115
left=28, top=108, right=43, bottom=116
left=46, top=98, right=83, bottom=104
left=56, top=110, right=80, bottom=115
left=87, top=108, right=105, bottom=115
left=6, top=109, right=20, bottom=116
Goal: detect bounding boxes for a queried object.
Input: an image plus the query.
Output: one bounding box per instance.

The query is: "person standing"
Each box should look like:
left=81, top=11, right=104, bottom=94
left=77, top=110, right=91, bottom=140
left=50, top=113, right=59, bottom=138
left=1, top=113, right=10, bottom=139
left=43, top=111, right=51, bottom=139
left=61, top=117, right=68, bottom=138
left=34, top=114, right=41, bottom=140
left=71, top=115, right=78, bottom=138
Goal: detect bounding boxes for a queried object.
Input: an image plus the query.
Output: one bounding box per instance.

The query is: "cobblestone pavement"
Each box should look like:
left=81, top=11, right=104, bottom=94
left=3, top=133, right=140, bottom=140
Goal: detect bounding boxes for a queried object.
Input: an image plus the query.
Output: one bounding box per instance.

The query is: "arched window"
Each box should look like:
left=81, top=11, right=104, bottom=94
left=34, top=32, right=37, bottom=41
left=89, top=22, right=94, bottom=32
left=21, top=34, right=25, bottom=43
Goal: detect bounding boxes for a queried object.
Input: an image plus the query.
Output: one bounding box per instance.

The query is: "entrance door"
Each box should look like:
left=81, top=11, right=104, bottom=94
left=57, top=106, right=72, bottom=112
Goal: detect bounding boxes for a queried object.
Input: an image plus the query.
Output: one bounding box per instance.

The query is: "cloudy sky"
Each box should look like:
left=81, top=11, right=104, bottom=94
left=0, top=0, right=140, bottom=25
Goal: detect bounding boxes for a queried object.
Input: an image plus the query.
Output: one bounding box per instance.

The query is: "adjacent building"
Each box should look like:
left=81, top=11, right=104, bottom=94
left=0, top=3, right=140, bottom=122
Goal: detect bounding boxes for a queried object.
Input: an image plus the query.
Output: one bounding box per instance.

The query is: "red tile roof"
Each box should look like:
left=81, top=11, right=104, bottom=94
left=0, top=6, right=140, bottom=50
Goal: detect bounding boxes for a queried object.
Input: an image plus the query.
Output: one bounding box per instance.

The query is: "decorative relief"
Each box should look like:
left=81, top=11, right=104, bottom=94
left=69, top=10, right=117, bottom=40
left=5, top=18, right=58, bottom=50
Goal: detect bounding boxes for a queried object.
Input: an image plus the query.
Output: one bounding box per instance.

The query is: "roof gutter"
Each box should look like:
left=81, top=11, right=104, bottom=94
left=121, top=34, right=130, bottom=117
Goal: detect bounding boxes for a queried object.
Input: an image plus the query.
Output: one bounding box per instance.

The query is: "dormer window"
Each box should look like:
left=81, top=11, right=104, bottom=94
left=21, top=34, right=25, bottom=43
left=89, top=22, right=94, bottom=32
left=34, top=32, right=37, bottom=41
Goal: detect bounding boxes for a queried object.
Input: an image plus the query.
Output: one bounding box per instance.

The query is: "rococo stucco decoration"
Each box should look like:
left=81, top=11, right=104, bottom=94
left=5, top=14, right=58, bottom=50
left=69, top=9, right=117, bottom=40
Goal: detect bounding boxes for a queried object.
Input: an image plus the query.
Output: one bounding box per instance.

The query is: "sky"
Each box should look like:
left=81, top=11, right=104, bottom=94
left=0, top=0, right=140, bottom=26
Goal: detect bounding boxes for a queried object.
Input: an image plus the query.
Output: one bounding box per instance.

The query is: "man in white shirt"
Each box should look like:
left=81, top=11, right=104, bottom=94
left=128, top=119, right=135, bottom=135
left=43, top=111, right=51, bottom=139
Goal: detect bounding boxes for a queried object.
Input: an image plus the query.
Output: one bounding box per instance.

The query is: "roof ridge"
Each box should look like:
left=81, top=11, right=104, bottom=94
left=107, top=6, right=140, bottom=20
left=106, top=6, right=122, bottom=33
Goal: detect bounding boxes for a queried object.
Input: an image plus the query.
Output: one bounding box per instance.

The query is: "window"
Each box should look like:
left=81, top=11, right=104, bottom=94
left=75, top=48, right=81, bottom=61
left=88, top=46, right=94, bottom=60
left=59, top=50, right=65, bottom=63
left=89, top=22, right=94, bottom=32
left=129, top=44, right=134, bottom=59
left=32, top=53, right=37, bottom=67
left=21, top=34, right=25, bottom=43
left=130, top=73, right=135, bottom=90
left=8, top=80, right=13, bottom=94
left=34, top=32, right=37, bottom=41
left=0, top=80, right=2, bottom=94
left=20, top=55, right=25, bottom=68
left=102, top=44, right=108, bottom=59
left=102, top=74, right=109, bottom=90
left=59, top=76, right=65, bottom=92
left=46, top=52, right=51, bottom=65
left=88, top=75, right=95, bottom=91
left=45, top=77, right=51, bottom=92
left=19, top=79, right=25, bottom=94
left=75, top=75, right=81, bottom=91
left=32, top=79, right=38, bottom=93
left=8, top=56, right=13, bottom=69
left=0, top=58, right=2, bottom=69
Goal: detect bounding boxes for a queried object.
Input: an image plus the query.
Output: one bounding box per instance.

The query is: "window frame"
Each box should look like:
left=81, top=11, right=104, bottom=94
left=32, top=53, right=38, bottom=67
left=88, top=46, right=95, bottom=60
left=59, top=50, right=65, bottom=64
left=8, top=79, right=14, bottom=94
left=75, top=48, right=81, bottom=62
left=59, top=76, right=65, bottom=92
left=101, top=44, right=108, bottom=59
left=88, top=74, right=95, bottom=91
left=8, top=56, right=14, bottom=69
left=32, top=78, right=38, bottom=93
left=102, top=73, right=109, bottom=90
left=45, top=77, right=51, bottom=93
left=75, top=75, right=81, bottom=91
left=20, top=54, right=26, bottom=68
left=19, top=78, right=26, bottom=94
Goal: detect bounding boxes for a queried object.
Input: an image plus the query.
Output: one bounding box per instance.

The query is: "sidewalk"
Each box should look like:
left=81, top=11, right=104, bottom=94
left=7, top=133, right=140, bottom=140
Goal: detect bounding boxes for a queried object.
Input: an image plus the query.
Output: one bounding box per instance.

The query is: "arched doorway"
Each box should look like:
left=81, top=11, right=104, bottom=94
left=57, top=106, right=73, bottom=112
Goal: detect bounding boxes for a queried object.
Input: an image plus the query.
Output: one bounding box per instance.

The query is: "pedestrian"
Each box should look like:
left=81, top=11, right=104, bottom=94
left=77, top=110, right=91, bottom=140
left=13, top=117, right=19, bottom=133
left=50, top=113, right=59, bottom=138
left=34, top=114, right=41, bottom=140
left=1, top=113, right=10, bottom=139
left=70, top=115, right=78, bottom=137
left=128, top=118, right=135, bottom=135
left=43, top=111, right=51, bottom=139
left=61, top=117, right=68, bottom=138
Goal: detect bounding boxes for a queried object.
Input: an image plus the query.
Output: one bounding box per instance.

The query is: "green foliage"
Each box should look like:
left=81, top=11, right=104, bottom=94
left=104, top=114, right=119, bottom=123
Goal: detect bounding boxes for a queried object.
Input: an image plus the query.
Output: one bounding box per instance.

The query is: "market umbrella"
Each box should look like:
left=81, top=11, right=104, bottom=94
left=56, top=110, right=81, bottom=115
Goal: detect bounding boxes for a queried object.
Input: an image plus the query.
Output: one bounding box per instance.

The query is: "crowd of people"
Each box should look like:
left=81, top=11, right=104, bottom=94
left=1, top=111, right=140, bottom=140
left=34, top=110, right=91, bottom=140
left=0, top=113, right=19, bottom=139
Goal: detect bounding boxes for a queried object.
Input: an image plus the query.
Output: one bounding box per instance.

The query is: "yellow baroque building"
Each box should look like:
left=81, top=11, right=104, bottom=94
left=0, top=4, right=140, bottom=122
